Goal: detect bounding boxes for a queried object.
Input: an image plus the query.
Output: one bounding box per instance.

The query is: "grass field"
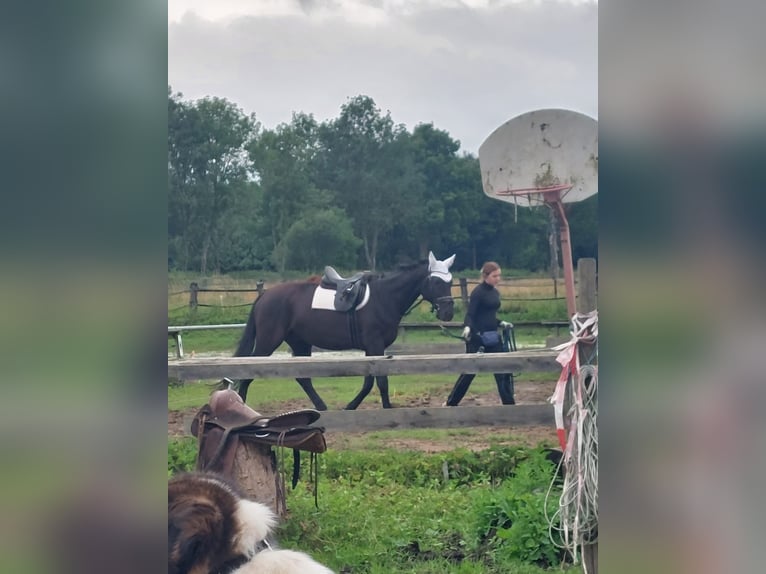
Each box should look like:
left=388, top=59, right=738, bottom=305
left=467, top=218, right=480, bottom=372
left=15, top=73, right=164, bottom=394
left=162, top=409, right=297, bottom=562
left=167, top=270, right=587, bottom=573
left=167, top=374, right=576, bottom=572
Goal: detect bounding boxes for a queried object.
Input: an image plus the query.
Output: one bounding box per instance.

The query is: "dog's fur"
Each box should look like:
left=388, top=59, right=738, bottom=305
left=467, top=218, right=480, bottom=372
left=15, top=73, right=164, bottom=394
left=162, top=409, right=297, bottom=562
left=230, top=549, right=334, bottom=574
left=169, top=472, right=333, bottom=574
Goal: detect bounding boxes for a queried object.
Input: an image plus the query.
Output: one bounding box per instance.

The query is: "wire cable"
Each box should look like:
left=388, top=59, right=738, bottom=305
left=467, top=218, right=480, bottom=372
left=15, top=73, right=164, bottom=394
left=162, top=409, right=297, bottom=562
left=545, top=314, right=598, bottom=572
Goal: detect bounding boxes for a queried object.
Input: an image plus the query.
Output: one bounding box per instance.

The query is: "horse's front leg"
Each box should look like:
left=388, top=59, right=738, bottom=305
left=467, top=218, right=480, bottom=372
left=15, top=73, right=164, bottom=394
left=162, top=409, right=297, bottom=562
left=345, top=375, right=375, bottom=410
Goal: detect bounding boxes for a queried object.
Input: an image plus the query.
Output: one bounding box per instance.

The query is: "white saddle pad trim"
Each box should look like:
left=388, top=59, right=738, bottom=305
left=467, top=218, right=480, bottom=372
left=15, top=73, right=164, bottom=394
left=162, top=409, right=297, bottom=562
left=311, top=285, right=370, bottom=311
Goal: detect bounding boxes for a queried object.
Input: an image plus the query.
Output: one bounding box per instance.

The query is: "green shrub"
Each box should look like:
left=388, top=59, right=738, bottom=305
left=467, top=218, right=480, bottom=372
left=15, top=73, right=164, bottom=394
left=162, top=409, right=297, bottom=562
left=168, top=438, right=197, bottom=476
left=319, top=446, right=530, bottom=488
left=471, top=449, right=563, bottom=568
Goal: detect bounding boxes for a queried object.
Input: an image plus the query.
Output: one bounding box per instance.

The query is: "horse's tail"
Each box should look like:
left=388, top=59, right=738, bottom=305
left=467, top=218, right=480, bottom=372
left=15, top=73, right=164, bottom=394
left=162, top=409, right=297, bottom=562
left=234, top=301, right=258, bottom=357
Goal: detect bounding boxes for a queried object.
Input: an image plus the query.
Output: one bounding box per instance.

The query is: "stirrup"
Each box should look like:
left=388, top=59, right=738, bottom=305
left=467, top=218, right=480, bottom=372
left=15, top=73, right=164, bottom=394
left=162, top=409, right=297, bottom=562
left=222, top=377, right=235, bottom=390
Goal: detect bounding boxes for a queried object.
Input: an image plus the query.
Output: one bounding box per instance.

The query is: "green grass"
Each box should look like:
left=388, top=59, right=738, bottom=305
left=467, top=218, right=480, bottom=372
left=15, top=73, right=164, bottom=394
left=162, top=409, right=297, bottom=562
left=168, top=370, right=559, bottom=413
left=167, top=442, right=581, bottom=574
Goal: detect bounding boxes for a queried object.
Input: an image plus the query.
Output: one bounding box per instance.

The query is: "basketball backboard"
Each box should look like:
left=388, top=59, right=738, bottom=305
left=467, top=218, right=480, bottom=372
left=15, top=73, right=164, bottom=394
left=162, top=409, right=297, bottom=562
left=478, top=109, right=598, bottom=207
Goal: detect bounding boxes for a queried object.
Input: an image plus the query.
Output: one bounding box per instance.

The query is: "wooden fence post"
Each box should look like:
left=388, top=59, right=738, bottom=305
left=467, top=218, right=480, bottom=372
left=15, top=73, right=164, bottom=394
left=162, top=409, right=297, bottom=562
left=577, top=258, right=597, bottom=313
left=459, top=277, right=469, bottom=306
left=189, top=282, right=199, bottom=309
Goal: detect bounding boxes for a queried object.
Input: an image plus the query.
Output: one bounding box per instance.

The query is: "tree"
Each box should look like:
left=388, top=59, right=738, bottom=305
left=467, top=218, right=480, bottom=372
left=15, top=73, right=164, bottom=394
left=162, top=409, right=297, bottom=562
left=566, top=194, right=598, bottom=262
left=192, top=97, right=256, bottom=273
left=279, top=208, right=362, bottom=272
left=392, top=124, right=459, bottom=260
left=168, top=88, right=205, bottom=270
left=317, top=96, right=415, bottom=270
left=248, top=113, right=325, bottom=271
left=168, top=89, right=257, bottom=272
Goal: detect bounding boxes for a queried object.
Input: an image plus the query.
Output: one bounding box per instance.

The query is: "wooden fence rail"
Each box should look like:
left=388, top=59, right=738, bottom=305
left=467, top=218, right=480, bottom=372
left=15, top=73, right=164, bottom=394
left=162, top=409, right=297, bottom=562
left=171, top=352, right=561, bottom=434
left=180, top=276, right=576, bottom=308
left=180, top=404, right=555, bottom=436
left=168, top=350, right=559, bottom=380
left=167, top=321, right=570, bottom=359
left=316, top=404, right=554, bottom=432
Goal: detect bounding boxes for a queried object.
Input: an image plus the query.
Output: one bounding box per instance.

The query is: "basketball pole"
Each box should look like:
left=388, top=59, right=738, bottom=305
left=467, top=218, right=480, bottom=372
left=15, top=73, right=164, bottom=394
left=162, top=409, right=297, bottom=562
left=495, top=186, right=579, bottom=319
left=546, top=191, right=577, bottom=319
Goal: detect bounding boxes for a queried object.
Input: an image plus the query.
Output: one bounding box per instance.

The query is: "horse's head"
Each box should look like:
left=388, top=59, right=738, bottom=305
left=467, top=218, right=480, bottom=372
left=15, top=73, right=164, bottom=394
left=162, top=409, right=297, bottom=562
left=424, top=251, right=456, bottom=321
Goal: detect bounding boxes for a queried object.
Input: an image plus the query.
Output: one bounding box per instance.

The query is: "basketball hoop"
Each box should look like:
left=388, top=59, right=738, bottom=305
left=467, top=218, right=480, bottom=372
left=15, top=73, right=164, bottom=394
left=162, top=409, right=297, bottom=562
left=478, top=109, right=598, bottom=318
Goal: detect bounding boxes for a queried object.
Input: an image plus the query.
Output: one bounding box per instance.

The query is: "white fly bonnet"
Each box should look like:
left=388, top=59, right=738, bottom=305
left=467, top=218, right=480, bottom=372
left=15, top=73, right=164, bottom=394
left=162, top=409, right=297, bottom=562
left=428, top=251, right=456, bottom=282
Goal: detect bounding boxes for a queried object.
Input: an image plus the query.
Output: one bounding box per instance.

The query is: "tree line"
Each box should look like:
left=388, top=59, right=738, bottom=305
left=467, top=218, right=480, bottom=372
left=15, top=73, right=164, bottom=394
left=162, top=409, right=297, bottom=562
left=168, top=88, right=597, bottom=274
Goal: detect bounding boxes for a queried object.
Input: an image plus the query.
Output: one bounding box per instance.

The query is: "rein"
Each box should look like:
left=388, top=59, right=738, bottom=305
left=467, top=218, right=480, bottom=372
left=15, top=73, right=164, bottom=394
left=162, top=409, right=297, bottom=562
left=440, top=325, right=466, bottom=340
left=404, top=273, right=454, bottom=317
left=403, top=296, right=426, bottom=317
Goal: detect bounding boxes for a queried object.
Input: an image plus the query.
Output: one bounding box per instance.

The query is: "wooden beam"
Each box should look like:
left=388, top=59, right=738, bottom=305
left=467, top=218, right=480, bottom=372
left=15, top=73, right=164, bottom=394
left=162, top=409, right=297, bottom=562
left=315, top=343, right=466, bottom=355
left=180, top=405, right=555, bottom=435
left=577, top=258, right=597, bottom=313
left=167, top=351, right=559, bottom=380
left=317, top=404, right=554, bottom=432
left=387, top=342, right=466, bottom=355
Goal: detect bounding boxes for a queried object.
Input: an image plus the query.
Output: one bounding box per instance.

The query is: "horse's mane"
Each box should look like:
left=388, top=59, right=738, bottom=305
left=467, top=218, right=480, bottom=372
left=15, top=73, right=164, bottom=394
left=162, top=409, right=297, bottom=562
left=299, top=260, right=425, bottom=285
left=396, top=259, right=426, bottom=271
left=366, top=259, right=426, bottom=282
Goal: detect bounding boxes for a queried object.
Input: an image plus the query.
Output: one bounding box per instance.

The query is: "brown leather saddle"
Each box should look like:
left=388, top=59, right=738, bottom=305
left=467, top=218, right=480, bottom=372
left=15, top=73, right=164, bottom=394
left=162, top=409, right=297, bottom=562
left=191, top=389, right=327, bottom=487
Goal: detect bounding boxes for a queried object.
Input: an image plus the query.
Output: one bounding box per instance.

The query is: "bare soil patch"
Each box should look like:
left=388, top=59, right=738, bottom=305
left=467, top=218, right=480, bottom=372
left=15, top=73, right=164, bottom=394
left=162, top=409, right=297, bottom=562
left=169, top=380, right=558, bottom=451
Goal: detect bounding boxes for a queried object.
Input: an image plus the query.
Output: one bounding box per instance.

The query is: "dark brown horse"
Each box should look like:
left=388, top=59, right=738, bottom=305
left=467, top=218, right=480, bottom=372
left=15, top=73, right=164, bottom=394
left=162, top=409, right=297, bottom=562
left=233, top=252, right=456, bottom=410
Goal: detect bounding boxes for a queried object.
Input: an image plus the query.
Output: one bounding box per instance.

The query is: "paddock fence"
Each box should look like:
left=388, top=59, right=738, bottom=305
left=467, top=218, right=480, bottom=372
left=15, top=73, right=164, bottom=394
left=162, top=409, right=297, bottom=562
left=169, top=274, right=578, bottom=312
left=167, top=320, right=570, bottom=359
left=167, top=258, right=597, bottom=434
left=168, top=350, right=562, bottom=432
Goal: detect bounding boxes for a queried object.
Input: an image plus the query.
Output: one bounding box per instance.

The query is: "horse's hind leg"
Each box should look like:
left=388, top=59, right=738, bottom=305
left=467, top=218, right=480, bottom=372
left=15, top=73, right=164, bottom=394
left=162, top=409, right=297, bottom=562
left=289, top=341, right=328, bottom=411
left=237, top=379, right=254, bottom=401
left=345, top=375, right=375, bottom=410
left=237, top=336, right=284, bottom=403
left=297, top=377, right=328, bottom=411
left=375, top=376, right=392, bottom=409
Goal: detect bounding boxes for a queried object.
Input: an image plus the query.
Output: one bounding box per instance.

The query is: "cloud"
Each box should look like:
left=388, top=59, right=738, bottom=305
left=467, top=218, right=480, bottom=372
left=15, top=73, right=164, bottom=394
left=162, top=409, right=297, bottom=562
left=168, top=0, right=597, bottom=153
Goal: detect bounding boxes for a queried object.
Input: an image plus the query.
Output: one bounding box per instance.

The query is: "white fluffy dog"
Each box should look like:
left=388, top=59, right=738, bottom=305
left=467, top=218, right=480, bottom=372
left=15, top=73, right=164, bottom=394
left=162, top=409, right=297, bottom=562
left=169, top=472, right=333, bottom=574
left=231, top=548, right=334, bottom=574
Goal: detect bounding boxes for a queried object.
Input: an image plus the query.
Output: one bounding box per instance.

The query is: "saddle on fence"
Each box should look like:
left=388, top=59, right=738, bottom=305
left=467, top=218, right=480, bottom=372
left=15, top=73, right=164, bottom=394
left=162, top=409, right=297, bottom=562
left=191, top=389, right=327, bottom=487
left=320, top=266, right=370, bottom=312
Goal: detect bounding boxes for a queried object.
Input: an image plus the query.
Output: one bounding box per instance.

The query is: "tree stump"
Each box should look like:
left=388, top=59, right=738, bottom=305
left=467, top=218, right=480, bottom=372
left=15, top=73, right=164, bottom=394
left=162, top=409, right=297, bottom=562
left=230, top=440, right=286, bottom=517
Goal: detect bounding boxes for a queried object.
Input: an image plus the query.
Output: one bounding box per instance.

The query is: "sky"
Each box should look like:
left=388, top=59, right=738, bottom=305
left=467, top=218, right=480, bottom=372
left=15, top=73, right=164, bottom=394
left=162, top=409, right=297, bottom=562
left=168, top=0, right=598, bottom=155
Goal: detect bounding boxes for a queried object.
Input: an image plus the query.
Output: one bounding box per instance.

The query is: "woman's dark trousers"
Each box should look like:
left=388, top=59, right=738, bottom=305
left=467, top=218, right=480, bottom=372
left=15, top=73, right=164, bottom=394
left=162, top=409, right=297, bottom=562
left=445, top=337, right=515, bottom=406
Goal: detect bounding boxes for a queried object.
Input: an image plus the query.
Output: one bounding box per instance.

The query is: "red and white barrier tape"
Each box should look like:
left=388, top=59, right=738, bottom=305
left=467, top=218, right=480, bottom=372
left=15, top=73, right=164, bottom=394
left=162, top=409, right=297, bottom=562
left=549, top=311, right=598, bottom=451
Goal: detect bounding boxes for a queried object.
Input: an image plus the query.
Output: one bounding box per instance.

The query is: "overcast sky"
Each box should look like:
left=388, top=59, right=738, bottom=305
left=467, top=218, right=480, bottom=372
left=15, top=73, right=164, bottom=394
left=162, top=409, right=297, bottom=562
left=168, top=0, right=597, bottom=155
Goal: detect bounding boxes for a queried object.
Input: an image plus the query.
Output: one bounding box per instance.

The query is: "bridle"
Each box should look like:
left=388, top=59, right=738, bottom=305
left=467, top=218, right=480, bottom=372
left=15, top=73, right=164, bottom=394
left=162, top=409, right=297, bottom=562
left=402, top=272, right=454, bottom=317
left=423, top=275, right=454, bottom=315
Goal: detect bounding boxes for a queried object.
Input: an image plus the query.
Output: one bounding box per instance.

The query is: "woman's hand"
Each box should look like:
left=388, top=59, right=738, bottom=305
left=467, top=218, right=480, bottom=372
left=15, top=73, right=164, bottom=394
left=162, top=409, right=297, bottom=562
left=462, top=326, right=471, bottom=340
left=499, top=321, right=513, bottom=329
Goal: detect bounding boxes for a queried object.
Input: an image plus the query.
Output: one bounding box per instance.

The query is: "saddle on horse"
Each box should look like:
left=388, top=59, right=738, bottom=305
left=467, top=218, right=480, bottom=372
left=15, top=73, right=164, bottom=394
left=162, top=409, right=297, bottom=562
left=191, top=389, right=327, bottom=487
left=320, top=266, right=370, bottom=312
